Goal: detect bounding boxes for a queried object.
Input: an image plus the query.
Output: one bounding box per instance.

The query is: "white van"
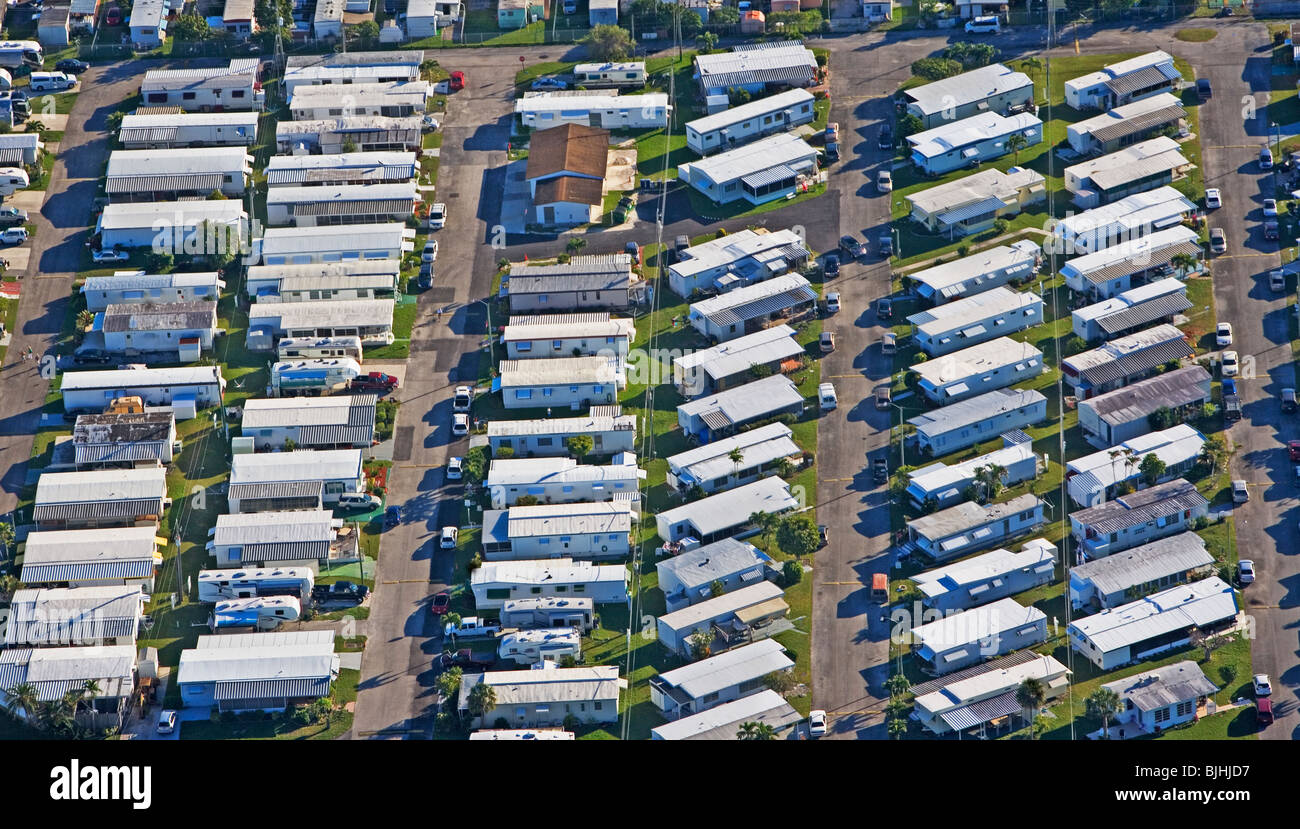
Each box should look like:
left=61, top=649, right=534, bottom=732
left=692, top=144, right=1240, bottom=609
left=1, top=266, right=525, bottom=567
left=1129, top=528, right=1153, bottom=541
left=28, top=71, right=76, bottom=92
left=819, top=382, right=838, bottom=411
left=965, top=15, right=1001, bottom=34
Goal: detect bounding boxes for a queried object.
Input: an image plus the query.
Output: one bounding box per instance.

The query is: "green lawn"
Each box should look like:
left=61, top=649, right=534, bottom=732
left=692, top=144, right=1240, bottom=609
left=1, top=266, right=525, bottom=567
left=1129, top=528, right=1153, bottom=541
left=179, top=669, right=360, bottom=740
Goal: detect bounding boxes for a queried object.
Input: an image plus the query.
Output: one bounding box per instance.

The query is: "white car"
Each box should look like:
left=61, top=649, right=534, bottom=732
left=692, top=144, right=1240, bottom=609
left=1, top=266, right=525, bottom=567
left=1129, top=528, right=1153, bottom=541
left=1232, top=479, right=1248, bottom=503
left=92, top=248, right=129, bottom=263
left=422, top=239, right=438, bottom=262
left=1216, top=322, right=1233, bottom=347
left=1271, top=269, right=1286, bottom=292
left=1253, top=674, right=1272, bottom=697
left=421, top=114, right=440, bottom=132
left=818, top=382, right=838, bottom=411
left=156, top=709, right=178, bottom=734
left=808, top=710, right=828, bottom=738
left=453, top=385, right=473, bottom=412
left=876, top=170, right=892, bottom=192
left=0, top=227, right=27, bottom=245
left=1205, top=188, right=1221, bottom=209
left=1263, top=198, right=1279, bottom=218
left=447, top=456, right=463, bottom=480
left=427, top=202, right=446, bottom=230
left=1239, top=559, right=1255, bottom=584
left=964, top=15, right=1000, bottom=33
left=825, top=291, right=840, bottom=313
left=1221, top=350, right=1239, bottom=377
left=439, top=526, right=459, bottom=549
left=452, top=412, right=469, bottom=436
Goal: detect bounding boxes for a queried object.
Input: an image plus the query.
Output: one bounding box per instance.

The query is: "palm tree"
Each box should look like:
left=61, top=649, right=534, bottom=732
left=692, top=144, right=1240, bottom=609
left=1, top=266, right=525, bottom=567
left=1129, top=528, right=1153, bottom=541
left=1005, top=132, right=1028, bottom=163
left=1016, top=677, right=1046, bottom=739
left=1199, top=436, right=1230, bottom=478
left=566, top=236, right=587, bottom=254
left=4, top=683, right=38, bottom=722
left=976, top=463, right=1007, bottom=501
left=885, top=673, right=911, bottom=700
left=1171, top=252, right=1198, bottom=277
left=467, top=682, right=496, bottom=722
left=749, top=510, right=778, bottom=548
left=0, top=521, right=14, bottom=561
left=728, top=447, right=745, bottom=482
left=736, top=720, right=776, bottom=740
left=1086, top=687, right=1122, bottom=739
left=887, top=716, right=909, bottom=740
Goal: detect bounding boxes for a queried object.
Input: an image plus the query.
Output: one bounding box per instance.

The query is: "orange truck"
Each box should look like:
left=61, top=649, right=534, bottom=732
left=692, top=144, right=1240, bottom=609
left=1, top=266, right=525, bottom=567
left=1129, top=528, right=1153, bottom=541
left=871, top=573, right=889, bottom=604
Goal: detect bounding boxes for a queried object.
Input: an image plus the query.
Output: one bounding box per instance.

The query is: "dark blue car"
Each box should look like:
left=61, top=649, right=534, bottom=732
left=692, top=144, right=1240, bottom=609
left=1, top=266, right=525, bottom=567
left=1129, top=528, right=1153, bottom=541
left=384, top=505, right=402, bottom=529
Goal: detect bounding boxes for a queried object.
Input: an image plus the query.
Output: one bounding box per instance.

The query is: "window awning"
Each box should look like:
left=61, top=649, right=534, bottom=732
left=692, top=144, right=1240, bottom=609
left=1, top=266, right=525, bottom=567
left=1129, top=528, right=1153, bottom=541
left=960, top=324, right=987, bottom=339
left=947, top=382, right=970, bottom=397
left=961, top=147, right=980, bottom=159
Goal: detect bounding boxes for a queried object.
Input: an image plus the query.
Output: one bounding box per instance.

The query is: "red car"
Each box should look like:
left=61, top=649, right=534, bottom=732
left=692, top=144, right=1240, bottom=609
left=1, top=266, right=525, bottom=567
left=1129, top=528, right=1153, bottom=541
left=105, top=6, right=122, bottom=25
left=431, top=591, right=450, bottom=616
left=1289, top=441, right=1300, bottom=463
left=448, top=71, right=465, bottom=92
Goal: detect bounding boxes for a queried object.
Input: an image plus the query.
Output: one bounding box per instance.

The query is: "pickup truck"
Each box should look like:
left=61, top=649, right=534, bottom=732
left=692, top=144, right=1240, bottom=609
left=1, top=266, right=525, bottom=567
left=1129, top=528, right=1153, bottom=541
left=1224, top=393, right=1242, bottom=422
left=438, top=648, right=496, bottom=670
left=351, top=371, right=399, bottom=393
left=873, top=457, right=888, bottom=484
left=444, top=616, right=502, bottom=639
left=313, top=581, right=369, bottom=605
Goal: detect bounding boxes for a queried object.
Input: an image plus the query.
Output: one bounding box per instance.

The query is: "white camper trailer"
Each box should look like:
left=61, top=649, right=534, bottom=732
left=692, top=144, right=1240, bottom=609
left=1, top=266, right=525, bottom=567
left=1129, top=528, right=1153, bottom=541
left=209, top=595, right=302, bottom=631
left=197, top=567, right=315, bottom=602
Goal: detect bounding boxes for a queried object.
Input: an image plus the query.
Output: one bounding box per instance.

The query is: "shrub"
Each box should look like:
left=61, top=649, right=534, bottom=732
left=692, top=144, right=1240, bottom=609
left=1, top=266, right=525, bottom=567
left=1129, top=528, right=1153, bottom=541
left=493, top=717, right=511, bottom=729
left=782, top=559, right=803, bottom=586
left=564, top=713, right=581, bottom=731
left=911, top=57, right=963, bottom=82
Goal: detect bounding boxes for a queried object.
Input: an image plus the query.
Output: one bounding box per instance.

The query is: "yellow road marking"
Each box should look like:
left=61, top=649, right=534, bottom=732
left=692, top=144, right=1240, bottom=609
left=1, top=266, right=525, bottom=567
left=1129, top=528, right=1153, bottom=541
left=822, top=477, right=856, bottom=482
left=827, top=373, right=869, bottom=379
left=821, top=581, right=863, bottom=585
left=381, top=579, right=436, bottom=584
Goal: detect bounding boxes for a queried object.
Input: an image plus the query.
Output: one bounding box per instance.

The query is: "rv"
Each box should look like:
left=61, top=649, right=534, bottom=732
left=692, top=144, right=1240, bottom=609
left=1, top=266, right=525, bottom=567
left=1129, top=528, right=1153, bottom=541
left=276, top=336, right=364, bottom=362
left=269, top=358, right=363, bottom=397
left=209, top=595, right=302, bottom=631
left=0, top=167, right=29, bottom=196
left=572, top=62, right=647, bottom=88
left=197, top=567, right=316, bottom=602
left=496, top=628, right=583, bottom=666
left=0, top=41, right=43, bottom=70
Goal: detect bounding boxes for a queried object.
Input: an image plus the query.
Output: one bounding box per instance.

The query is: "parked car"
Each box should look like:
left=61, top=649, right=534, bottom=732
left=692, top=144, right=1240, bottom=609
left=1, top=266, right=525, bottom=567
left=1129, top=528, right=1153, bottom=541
left=1284, top=388, right=1297, bottom=413
left=1221, top=350, right=1239, bottom=376
left=820, top=331, right=835, bottom=352
left=422, top=239, right=438, bottom=262
left=1260, top=146, right=1273, bottom=170
left=156, top=709, right=177, bottom=735
left=337, top=492, right=380, bottom=511
left=531, top=76, right=568, bottom=91
left=877, top=298, right=893, bottom=319
left=91, top=248, right=129, bottom=263
left=0, top=227, right=27, bottom=245
left=965, top=15, right=1001, bottom=33
left=876, top=169, right=892, bottom=192
left=1205, top=188, right=1221, bottom=209
left=613, top=195, right=636, bottom=224
left=1264, top=220, right=1279, bottom=241
left=1253, top=674, right=1272, bottom=697
left=1209, top=227, right=1226, bottom=253
left=447, top=456, right=463, bottom=480
left=625, top=241, right=641, bottom=266
left=1196, top=78, right=1212, bottom=101
left=431, top=591, right=451, bottom=616
left=418, top=262, right=433, bottom=290
left=384, top=505, right=402, bottom=529
left=1232, top=479, right=1249, bottom=503
left=822, top=253, right=840, bottom=277
left=824, top=122, right=839, bottom=143
left=818, top=382, right=837, bottom=410
left=878, top=234, right=893, bottom=257
left=1288, top=439, right=1300, bottom=462
left=674, top=235, right=690, bottom=256
left=351, top=371, right=399, bottom=392
left=1263, top=198, right=1278, bottom=218
left=825, top=291, right=840, bottom=314
left=1216, top=322, right=1233, bottom=347
left=1239, top=559, right=1255, bottom=584
left=1257, top=696, right=1274, bottom=725
left=839, top=234, right=867, bottom=259
left=878, top=123, right=893, bottom=150
left=808, top=710, right=828, bottom=738
left=452, top=412, right=469, bottom=436
left=0, top=206, right=26, bottom=227
left=440, top=526, right=459, bottom=549
left=874, top=384, right=891, bottom=409
left=1271, top=269, right=1285, bottom=292
left=427, top=202, right=446, bottom=230
left=881, top=332, right=897, bottom=355
left=105, top=5, right=122, bottom=25
left=453, top=385, right=473, bottom=411
left=55, top=58, right=89, bottom=75
left=421, top=114, right=440, bottom=132
left=73, top=350, right=113, bottom=365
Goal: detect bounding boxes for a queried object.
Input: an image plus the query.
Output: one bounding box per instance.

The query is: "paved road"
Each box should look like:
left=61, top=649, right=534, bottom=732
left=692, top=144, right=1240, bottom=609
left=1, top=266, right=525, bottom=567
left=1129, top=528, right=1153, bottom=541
left=0, top=59, right=150, bottom=517
left=1192, top=26, right=1300, bottom=739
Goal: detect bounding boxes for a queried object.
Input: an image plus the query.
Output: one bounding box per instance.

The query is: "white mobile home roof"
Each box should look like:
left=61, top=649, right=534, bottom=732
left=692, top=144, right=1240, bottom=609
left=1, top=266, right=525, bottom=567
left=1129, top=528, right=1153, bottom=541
left=908, top=387, right=1046, bottom=435
left=6, top=586, right=144, bottom=646
left=670, top=228, right=805, bottom=279
left=241, top=395, right=376, bottom=430
left=910, top=337, right=1042, bottom=387
left=904, top=63, right=1034, bottom=118
left=498, top=356, right=622, bottom=387
left=689, top=273, right=814, bottom=320
left=1062, top=323, right=1188, bottom=375
left=913, top=542, right=1056, bottom=602
left=515, top=91, right=669, bottom=114
left=673, top=325, right=803, bottom=381
left=266, top=181, right=419, bottom=207
left=20, top=527, right=160, bottom=584
left=502, top=313, right=635, bottom=343
left=35, top=467, right=166, bottom=506
left=465, top=665, right=622, bottom=707
left=657, top=538, right=766, bottom=593
left=657, top=581, right=785, bottom=632
left=259, top=223, right=411, bottom=258
left=99, top=200, right=247, bottom=230
left=83, top=271, right=223, bottom=296
left=656, top=639, right=792, bottom=700
left=178, top=640, right=337, bottom=684
left=1068, top=577, right=1236, bottom=654
left=1066, top=51, right=1178, bottom=95
left=694, top=43, right=816, bottom=90
left=651, top=688, right=798, bottom=740
left=907, top=166, right=1045, bottom=216
left=913, top=653, right=1069, bottom=722
left=1063, top=225, right=1201, bottom=281
left=106, top=146, right=249, bottom=179
left=1072, top=278, right=1187, bottom=326
left=908, top=495, right=1043, bottom=542
left=249, top=298, right=395, bottom=329
left=656, top=477, right=798, bottom=537
left=666, top=422, right=800, bottom=482
left=265, top=151, right=418, bottom=186
left=1082, top=366, right=1212, bottom=429
left=677, top=132, right=817, bottom=183
left=472, top=558, right=628, bottom=588
left=907, top=442, right=1037, bottom=502
left=686, top=88, right=816, bottom=135
left=908, top=111, right=1043, bottom=161
left=140, top=60, right=260, bottom=90
left=1071, top=532, right=1213, bottom=599
left=469, top=729, right=577, bottom=740
left=574, top=61, right=642, bottom=75
left=488, top=410, right=636, bottom=438
left=286, top=51, right=425, bottom=70
left=677, top=373, right=804, bottom=426
left=196, top=630, right=335, bottom=649
left=1066, top=423, right=1204, bottom=490
left=0, top=646, right=137, bottom=702
left=1065, top=136, right=1188, bottom=192
left=911, top=597, right=1045, bottom=650
left=130, top=0, right=165, bottom=27
left=908, top=287, right=1042, bottom=339
left=290, top=80, right=430, bottom=110
left=907, top=241, right=1041, bottom=300
left=213, top=510, right=337, bottom=546
left=229, top=449, right=363, bottom=485
left=503, top=501, right=634, bottom=538
left=485, top=457, right=642, bottom=488
left=1069, top=93, right=1185, bottom=142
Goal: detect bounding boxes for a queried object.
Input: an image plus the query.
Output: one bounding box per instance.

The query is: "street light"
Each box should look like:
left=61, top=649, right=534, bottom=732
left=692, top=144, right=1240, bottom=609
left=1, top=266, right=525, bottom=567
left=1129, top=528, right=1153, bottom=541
left=1272, top=121, right=1282, bottom=196
left=890, top=400, right=908, bottom=469
left=477, top=298, right=495, bottom=364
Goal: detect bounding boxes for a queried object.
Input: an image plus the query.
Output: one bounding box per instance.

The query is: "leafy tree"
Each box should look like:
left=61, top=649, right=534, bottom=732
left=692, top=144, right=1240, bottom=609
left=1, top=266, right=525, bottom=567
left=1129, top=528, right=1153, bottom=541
left=776, top=514, right=820, bottom=558
left=513, top=494, right=540, bottom=507
left=711, top=4, right=739, bottom=23
left=353, top=19, right=380, bottom=44
left=341, top=138, right=359, bottom=153
left=727, top=447, right=745, bottom=477
left=584, top=24, right=634, bottom=62
left=566, top=236, right=587, bottom=254
left=1188, top=627, right=1226, bottom=663
left=143, top=250, right=174, bottom=273
left=975, top=463, right=1007, bottom=502
left=885, top=673, right=911, bottom=700
left=436, top=666, right=463, bottom=702
left=563, top=713, right=581, bottom=731
left=910, top=57, right=963, bottom=82
left=1086, top=688, right=1121, bottom=738
left=107, top=111, right=125, bottom=134
left=942, top=41, right=998, bottom=70
left=727, top=86, right=752, bottom=106
left=1138, top=452, right=1166, bottom=486
left=992, top=218, right=1009, bottom=235
left=494, top=446, right=514, bottom=459
left=207, top=188, right=227, bottom=200
left=776, top=457, right=796, bottom=479
left=4, top=682, right=38, bottom=721
left=688, top=629, right=712, bottom=660
left=1016, top=677, right=1046, bottom=739
left=781, top=559, right=803, bottom=586
left=171, top=12, right=212, bottom=41
left=462, top=445, right=490, bottom=485
left=763, top=670, right=797, bottom=695
left=887, top=716, right=908, bottom=740
left=0, top=521, right=14, bottom=560
left=737, top=721, right=777, bottom=740
left=1171, top=252, right=1199, bottom=276
left=75, top=309, right=94, bottom=339
left=750, top=510, right=779, bottom=547
left=467, top=682, right=497, bottom=720
left=1198, top=436, right=1230, bottom=478
left=1218, top=664, right=1238, bottom=700
left=566, top=434, right=593, bottom=460
left=697, top=31, right=718, bottom=52
left=1148, top=405, right=1176, bottom=431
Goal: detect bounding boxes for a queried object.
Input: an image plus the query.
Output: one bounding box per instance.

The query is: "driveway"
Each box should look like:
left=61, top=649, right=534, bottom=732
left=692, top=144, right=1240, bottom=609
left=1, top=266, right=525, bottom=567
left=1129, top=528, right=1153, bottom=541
left=0, top=59, right=152, bottom=517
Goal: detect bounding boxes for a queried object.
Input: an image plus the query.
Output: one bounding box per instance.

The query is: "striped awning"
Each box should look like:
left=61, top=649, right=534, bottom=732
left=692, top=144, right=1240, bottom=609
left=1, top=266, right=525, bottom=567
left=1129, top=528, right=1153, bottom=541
left=119, top=126, right=180, bottom=145
left=74, top=441, right=168, bottom=465
left=1104, top=64, right=1177, bottom=98
left=704, top=284, right=818, bottom=327
left=105, top=172, right=225, bottom=195
left=214, top=677, right=333, bottom=702
left=939, top=689, right=1022, bottom=731
left=1081, top=241, right=1202, bottom=288
left=296, top=424, right=375, bottom=445
left=32, top=498, right=164, bottom=522
left=1079, top=338, right=1194, bottom=386
left=740, top=164, right=797, bottom=190
left=1096, top=293, right=1193, bottom=336
left=0, top=148, right=26, bottom=164
left=1090, top=104, right=1184, bottom=145
left=6, top=617, right=139, bottom=646
left=292, top=198, right=415, bottom=217
left=20, top=560, right=156, bottom=584
left=241, top=540, right=329, bottom=561
left=228, top=480, right=324, bottom=502
left=266, top=166, right=416, bottom=186
left=700, top=409, right=734, bottom=432
left=936, top=196, right=1007, bottom=226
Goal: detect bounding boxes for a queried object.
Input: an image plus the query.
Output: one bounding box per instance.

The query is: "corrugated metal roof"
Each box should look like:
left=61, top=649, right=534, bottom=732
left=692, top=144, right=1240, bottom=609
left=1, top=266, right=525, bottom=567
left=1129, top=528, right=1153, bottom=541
left=6, top=587, right=143, bottom=646
left=1089, top=103, right=1185, bottom=144
left=1103, top=64, right=1179, bottom=97
left=105, top=172, right=225, bottom=194
left=1073, top=532, right=1213, bottom=597
left=935, top=195, right=1008, bottom=225
left=1095, top=293, right=1193, bottom=335
left=1084, top=366, right=1212, bottom=427
left=1069, top=577, right=1236, bottom=654
left=1077, top=336, right=1193, bottom=386
left=1102, top=660, right=1217, bottom=712
left=1071, top=478, right=1208, bottom=535
left=214, top=677, right=334, bottom=701
left=0, top=646, right=136, bottom=702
